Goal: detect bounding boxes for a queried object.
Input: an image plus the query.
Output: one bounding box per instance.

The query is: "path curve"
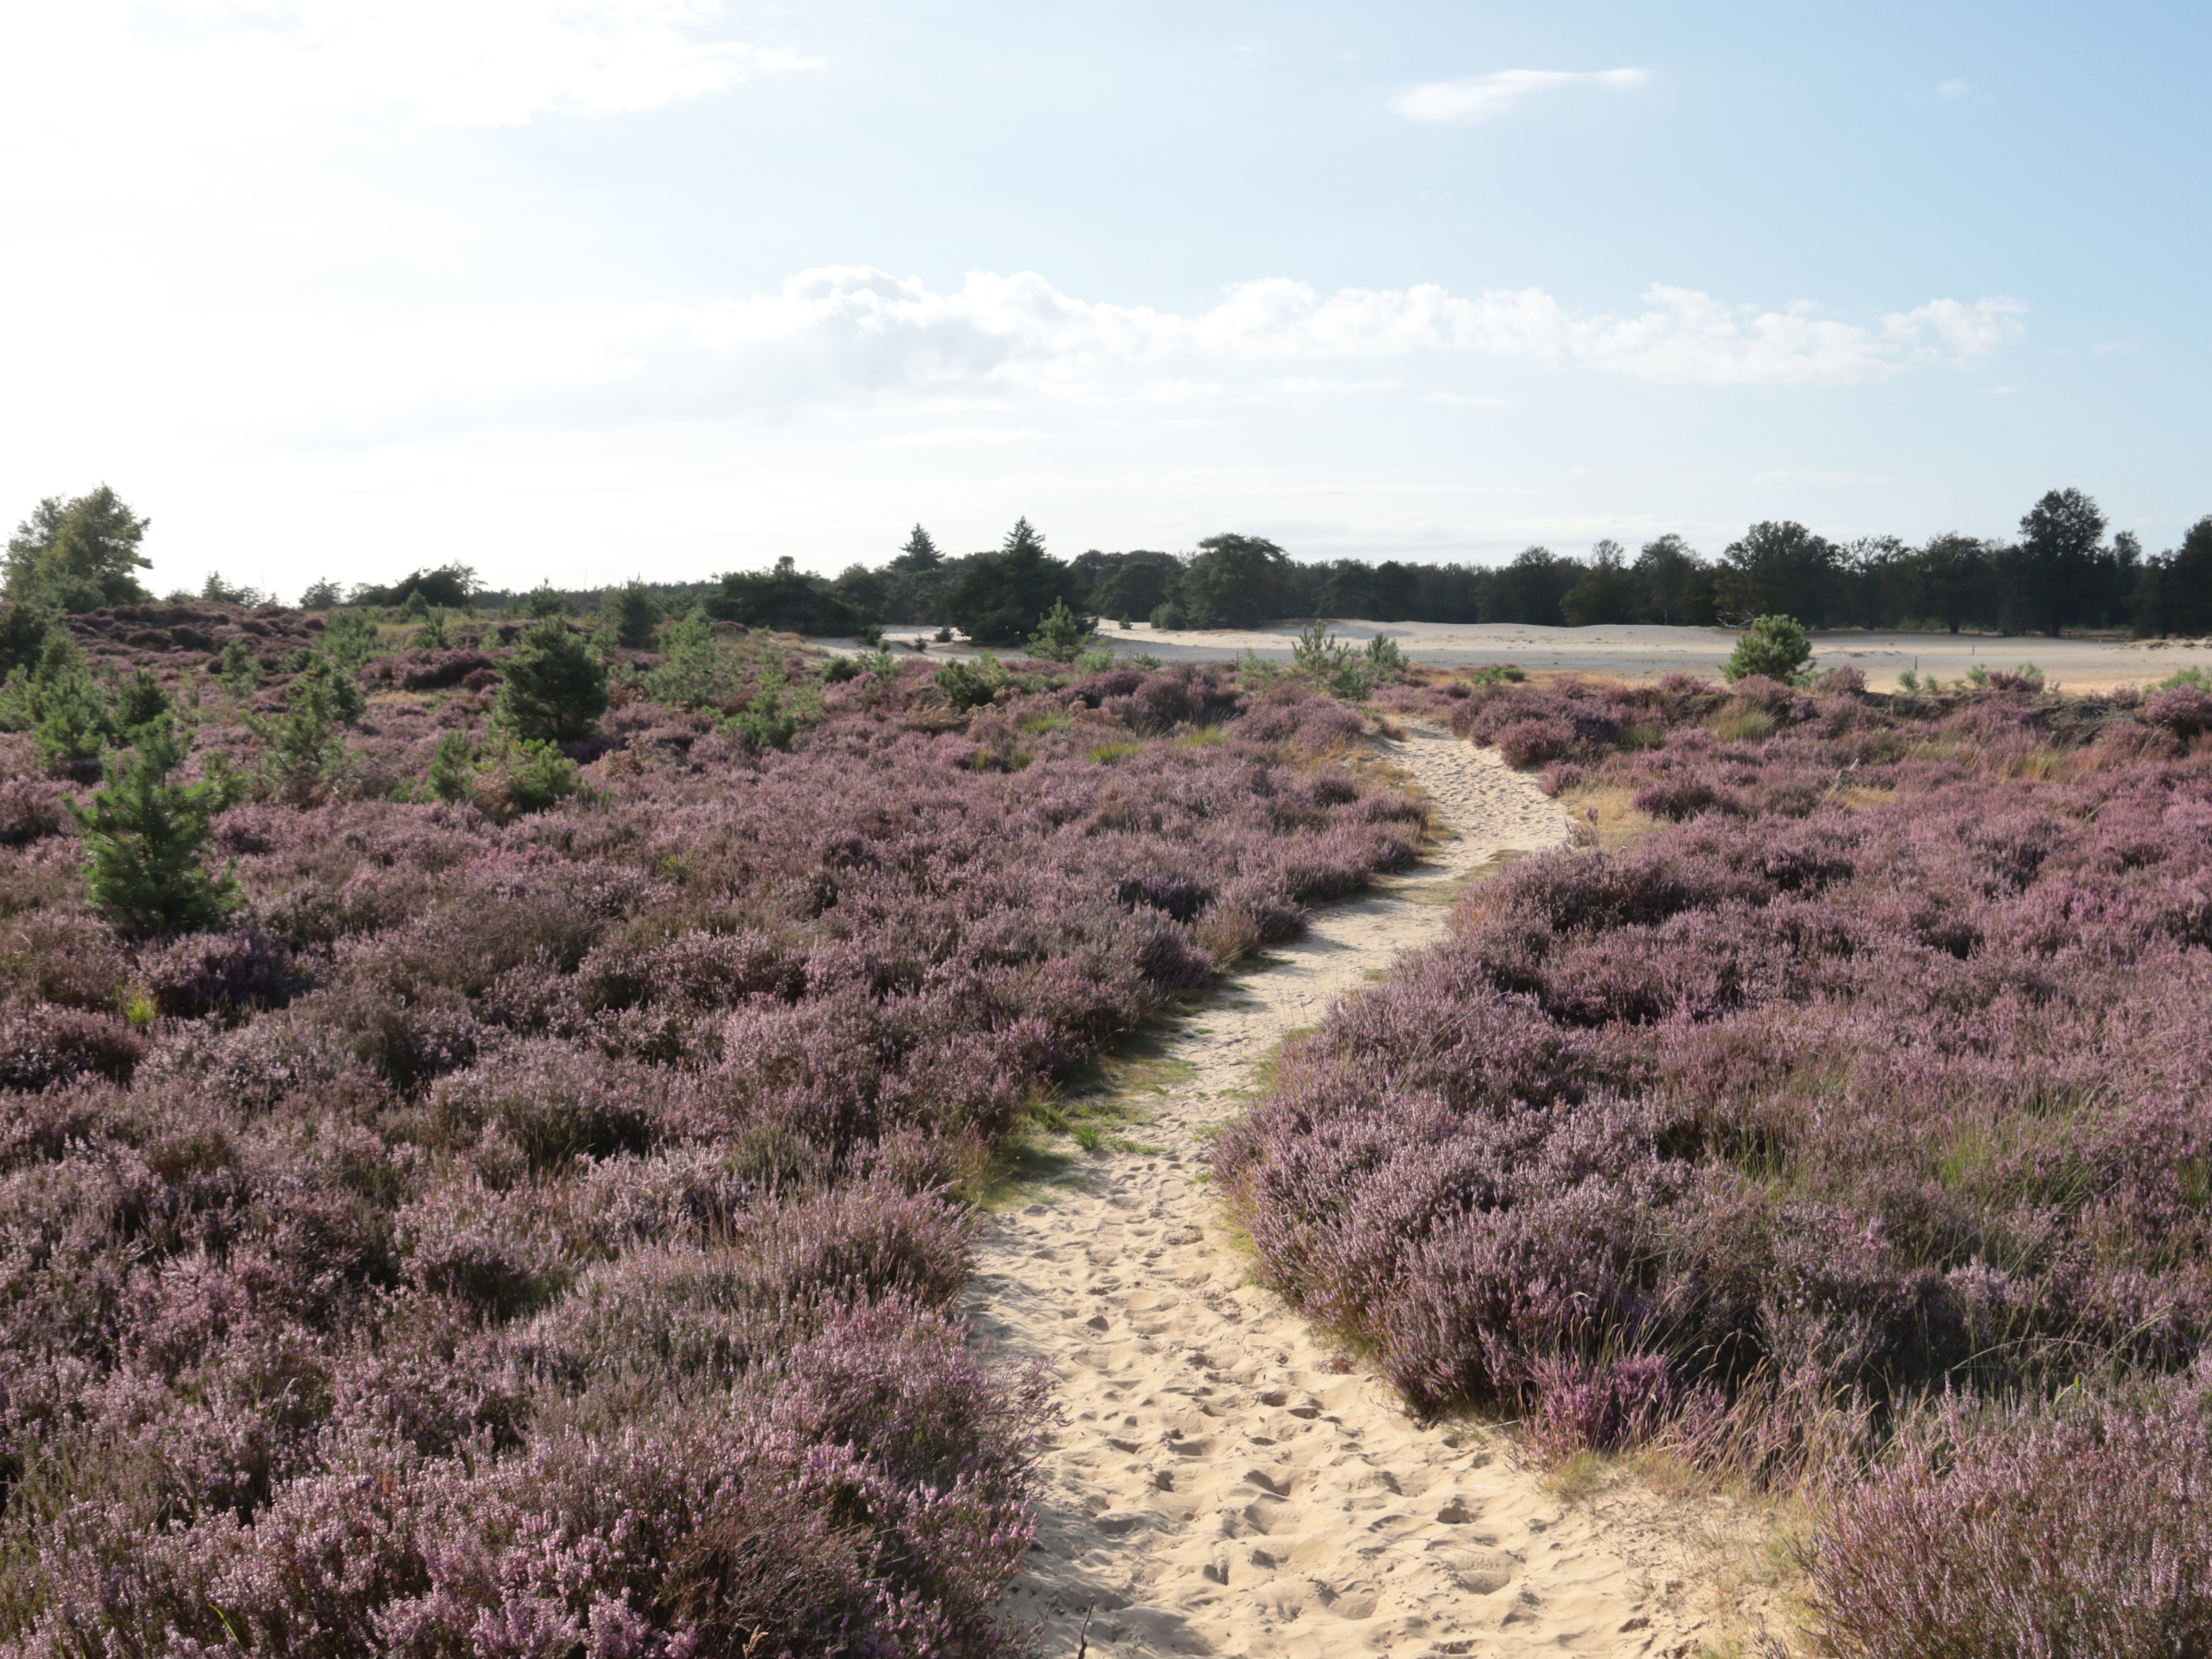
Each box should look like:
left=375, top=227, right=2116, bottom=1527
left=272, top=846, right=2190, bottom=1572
left=965, top=725, right=1714, bottom=1658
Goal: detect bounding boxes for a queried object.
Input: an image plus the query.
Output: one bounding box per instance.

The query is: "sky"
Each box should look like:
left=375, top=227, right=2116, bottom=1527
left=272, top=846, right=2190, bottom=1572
left=0, top=1, right=2206, bottom=599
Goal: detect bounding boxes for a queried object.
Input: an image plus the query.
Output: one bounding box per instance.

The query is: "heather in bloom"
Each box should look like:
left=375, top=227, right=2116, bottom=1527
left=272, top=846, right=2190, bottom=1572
left=0, top=608, right=1417, bottom=1653
left=1223, top=665, right=2212, bottom=1651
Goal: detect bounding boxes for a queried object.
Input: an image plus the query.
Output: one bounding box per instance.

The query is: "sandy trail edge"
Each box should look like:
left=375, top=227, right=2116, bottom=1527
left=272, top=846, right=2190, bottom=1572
left=962, top=725, right=1720, bottom=1659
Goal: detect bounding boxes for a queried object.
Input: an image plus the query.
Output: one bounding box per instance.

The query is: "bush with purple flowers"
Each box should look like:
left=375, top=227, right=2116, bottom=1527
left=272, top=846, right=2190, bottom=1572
left=0, top=609, right=1418, bottom=1653
left=1220, top=666, right=2212, bottom=1652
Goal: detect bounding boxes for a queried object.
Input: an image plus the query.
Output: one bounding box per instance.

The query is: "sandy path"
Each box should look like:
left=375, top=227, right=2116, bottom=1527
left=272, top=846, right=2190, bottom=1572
left=964, top=726, right=1717, bottom=1658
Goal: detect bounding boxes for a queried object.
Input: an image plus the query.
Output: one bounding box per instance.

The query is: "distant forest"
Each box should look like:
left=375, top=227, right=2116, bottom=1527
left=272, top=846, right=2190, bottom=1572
left=11, top=484, right=2212, bottom=647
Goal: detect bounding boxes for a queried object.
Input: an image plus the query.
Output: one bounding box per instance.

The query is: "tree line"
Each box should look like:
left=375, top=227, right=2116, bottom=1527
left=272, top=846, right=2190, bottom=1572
left=812, top=489, right=2209, bottom=642
left=8, top=483, right=2212, bottom=643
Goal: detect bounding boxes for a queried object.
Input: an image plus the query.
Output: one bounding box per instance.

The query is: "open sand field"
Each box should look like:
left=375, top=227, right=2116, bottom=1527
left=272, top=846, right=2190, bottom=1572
left=962, top=725, right=1758, bottom=1658
left=1102, top=620, right=2211, bottom=692
left=853, top=620, right=2212, bottom=692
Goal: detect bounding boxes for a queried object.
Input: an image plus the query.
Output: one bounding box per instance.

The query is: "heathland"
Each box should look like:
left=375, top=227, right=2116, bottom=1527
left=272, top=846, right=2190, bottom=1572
left=1, top=573, right=2210, bottom=1656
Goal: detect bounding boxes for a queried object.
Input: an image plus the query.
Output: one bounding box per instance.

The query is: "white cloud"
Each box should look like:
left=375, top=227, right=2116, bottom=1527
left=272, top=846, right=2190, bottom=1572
left=1393, top=68, right=1648, bottom=124
left=1882, top=297, right=2029, bottom=359
left=871, top=426, right=1044, bottom=449
left=1935, top=78, right=1971, bottom=100
left=586, top=268, right=2022, bottom=399
left=0, top=267, right=2031, bottom=483
left=0, top=1, right=819, bottom=140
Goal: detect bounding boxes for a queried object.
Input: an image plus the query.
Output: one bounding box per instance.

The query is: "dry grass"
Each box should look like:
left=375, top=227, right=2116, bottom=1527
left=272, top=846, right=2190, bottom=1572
left=1556, top=782, right=1664, bottom=853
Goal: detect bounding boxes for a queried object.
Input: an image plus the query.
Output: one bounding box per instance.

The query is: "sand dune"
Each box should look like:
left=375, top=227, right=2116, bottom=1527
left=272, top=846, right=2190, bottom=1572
left=963, top=726, right=1738, bottom=1657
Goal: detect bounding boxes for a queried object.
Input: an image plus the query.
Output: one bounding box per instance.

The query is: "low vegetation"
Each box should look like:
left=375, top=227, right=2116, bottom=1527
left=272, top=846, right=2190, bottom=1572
left=1228, top=665, right=2212, bottom=1652
left=0, top=597, right=1422, bottom=1653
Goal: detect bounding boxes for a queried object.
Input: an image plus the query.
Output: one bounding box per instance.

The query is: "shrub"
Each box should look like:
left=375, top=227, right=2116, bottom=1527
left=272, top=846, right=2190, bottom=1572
left=470, top=725, right=578, bottom=820
left=0, top=1002, right=145, bottom=1089
left=1494, top=716, right=1577, bottom=767
left=2145, top=685, right=2212, bottom=737
left=1027, top=597, right=1097, bottom=663
left=605, top=578, right=662, bottom=649
left=498, top=617, right=608, bottom=741
left=1722, top=614, right=1812, bottom=683
left=934, top=654, right=1006, bottom=712
left=1804, top=1396, right=2212, bottom=1658
left=649, top=606, right=732, bottom=710
left=70, top=718, right=238, bottom=935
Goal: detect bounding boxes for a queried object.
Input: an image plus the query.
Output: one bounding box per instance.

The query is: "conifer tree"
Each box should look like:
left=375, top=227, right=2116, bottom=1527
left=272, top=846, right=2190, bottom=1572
left=499, top=617, right=608, bottom=741
left=71, top=719, right=236, bottom=934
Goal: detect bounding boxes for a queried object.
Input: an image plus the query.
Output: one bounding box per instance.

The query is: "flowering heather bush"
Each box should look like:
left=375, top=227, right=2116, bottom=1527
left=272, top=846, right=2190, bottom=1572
left=0, top=621, right=1415, bottom=1653
left=1803, top=1391, right=2212, bottom=1656
left=1218, top=667, right=2212, bottom=1652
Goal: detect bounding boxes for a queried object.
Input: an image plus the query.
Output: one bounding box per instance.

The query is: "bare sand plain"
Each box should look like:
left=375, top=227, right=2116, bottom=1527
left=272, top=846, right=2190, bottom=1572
left=1088, top=619, right=2209, bottom=692
left=963, top=726, right=1762, bottom=1659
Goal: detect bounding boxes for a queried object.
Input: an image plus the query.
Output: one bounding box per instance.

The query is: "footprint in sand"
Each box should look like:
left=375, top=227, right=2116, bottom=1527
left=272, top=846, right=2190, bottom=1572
left=963, top=723, right=1709, bottom=1659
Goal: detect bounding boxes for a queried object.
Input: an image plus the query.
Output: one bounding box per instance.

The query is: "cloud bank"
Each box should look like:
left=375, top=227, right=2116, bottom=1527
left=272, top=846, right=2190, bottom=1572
left=1393, top=68, right=1649, bottom=124
left=572, top=269, right=2027, bottom=411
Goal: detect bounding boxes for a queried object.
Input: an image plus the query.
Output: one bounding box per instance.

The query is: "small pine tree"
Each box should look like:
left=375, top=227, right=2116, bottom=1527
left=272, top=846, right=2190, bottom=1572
left=321, top=609, right=382, bottom=675
left=255, top=669, right=352, bottom=806
left=499, top=618, right=608, bottom=741
left=0, top=601, right=56, bottom=679
left=426, top=731, right=477, bottom=803
left=646, top=607, right=729, bottom=710
left=112, top=667, right=172, bottom=732
left=1723, top=615, right=1813, bottom=684
left=473, top=726, right=579, bottom=819
left=218, top=639, right=260, bottom=697
left=0, top=631, right=117, bottom=771
left=71, top=719, right=237, bottom=935
left=606, top=579, right=662, bottom=650
left=1027, top=598, right=1098, bottom=664
left=521, top=582, right=571, bottom=619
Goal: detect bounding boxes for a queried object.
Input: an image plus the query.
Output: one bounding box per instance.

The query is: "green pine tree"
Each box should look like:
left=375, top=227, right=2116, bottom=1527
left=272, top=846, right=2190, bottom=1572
left=1026, top=597, right=1100, bottom=663
left=254, top=668, right=353, bottom=806
left=71, top=719, right=237, bottom=935
left=647, top=606, right=730, bottom=710
left=499, top=617, right=608, bottom=741
left=112, top=667, right=172, bottom=733
left=0, top=631, right=117, bottom=771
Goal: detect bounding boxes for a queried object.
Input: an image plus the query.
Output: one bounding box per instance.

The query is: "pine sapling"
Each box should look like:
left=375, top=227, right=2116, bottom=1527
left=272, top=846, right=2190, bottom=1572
left=71, top=718, right=237, bottom=935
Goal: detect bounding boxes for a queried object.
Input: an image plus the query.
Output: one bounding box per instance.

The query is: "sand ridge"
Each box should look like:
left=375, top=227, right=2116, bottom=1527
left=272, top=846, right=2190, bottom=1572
left=963, top=724, right=1724, bottom=1658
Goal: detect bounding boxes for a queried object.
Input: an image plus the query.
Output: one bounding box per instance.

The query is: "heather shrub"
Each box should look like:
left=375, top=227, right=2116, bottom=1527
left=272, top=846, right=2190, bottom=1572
left=2145, top=684, right=2212, bottom=737
left=1804, top=1393, right=2212, bottom=1657
left=0, top=1003, right=145, bottom=1089
left=1494, top=716, right=1576, bottom=767
left=0, top=608, right=1418, bottom=1651
left=0, top=773, right=67, bottom=845
left=1220, top=680, right=2212, bottom=1498
left=139, top=926, right=302, bottom=1020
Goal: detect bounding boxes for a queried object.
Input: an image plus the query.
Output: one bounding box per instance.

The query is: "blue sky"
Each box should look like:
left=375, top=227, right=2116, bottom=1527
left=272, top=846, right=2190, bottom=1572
left=0, top=1, right=2204, bottom=596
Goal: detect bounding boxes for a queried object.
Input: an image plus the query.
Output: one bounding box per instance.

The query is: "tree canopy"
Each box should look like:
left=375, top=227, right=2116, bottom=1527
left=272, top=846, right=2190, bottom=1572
left=5, top=487, right=153, bottom=612
left=1179, top=534, right=1288, bottom=629
left=945, top=519, right=1082, bottom=646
